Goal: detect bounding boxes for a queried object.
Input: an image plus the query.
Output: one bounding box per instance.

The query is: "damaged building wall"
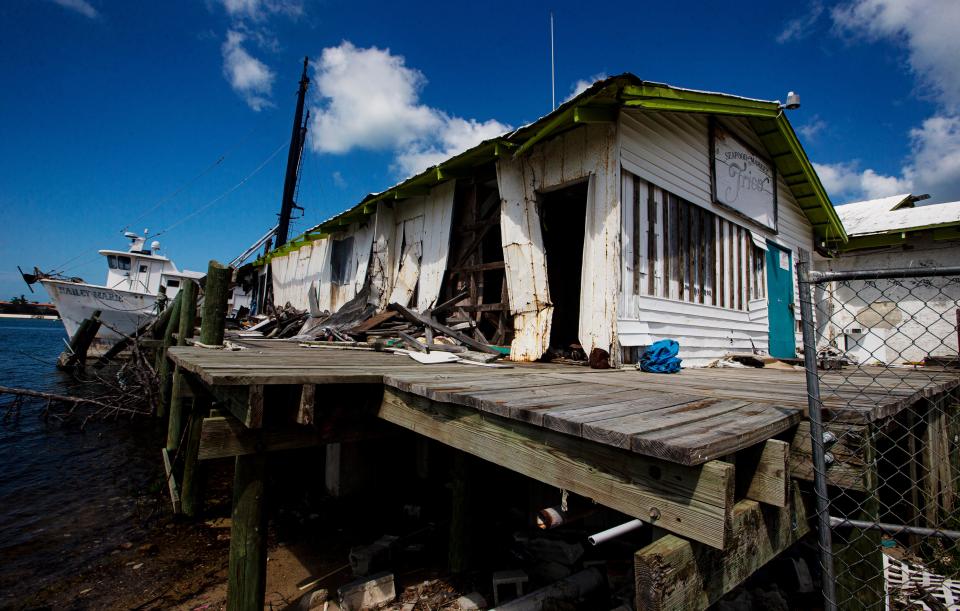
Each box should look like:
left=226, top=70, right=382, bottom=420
left=269, top=180, right=454, bottom=316
left=618, top=110, right=815, bottom=366
left=269, top=219, right=373, bottom=314
left=386, top=180, right=456, bottom=310
left=816, top=233, right=960, bottom=365
left=497, top=124, right=621, bottom=362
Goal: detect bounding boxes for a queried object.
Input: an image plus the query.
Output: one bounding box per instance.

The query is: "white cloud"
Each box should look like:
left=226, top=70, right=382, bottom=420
left=309, top=42, right=512, bottom=177
left=815, top=0, right=960, bottom=203
left=331, top=171, right=346, bottom=188
left=903, top=114, right=960, bottom=198
left=221, top=30, right=275, bottom=111
left=798, top=115, right=827, bottom=141
left=395, top=116, right=511, bottom=178
left=814, top=161, right=912, bottom=202
left=776, top=3, right=824, bottom=44
left=219, top=0, right=303, bottom=21
left=565, top=73, right=608, bottom=103
left=50, top=0, right=98, bottom=18
left=832, top=0, right=960, bottom=111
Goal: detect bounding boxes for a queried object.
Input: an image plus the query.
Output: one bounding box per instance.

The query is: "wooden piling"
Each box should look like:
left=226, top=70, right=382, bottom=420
left=156, top=293, right=183, bottom=418
left=56, top=310, right=102, bottom=371
left=180, top=393, right=210, bottom=517
left=449, top=451, right=473, bottom=573
left=200, top=260, right=232, bottom=347
left=226, top=451, right=268, bottom=611
left=181, top=266, right=230, bottom=516
left=167, top=280, right=198, bottom=452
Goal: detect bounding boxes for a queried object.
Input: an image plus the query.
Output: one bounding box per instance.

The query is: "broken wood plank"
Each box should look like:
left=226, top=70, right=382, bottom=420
left=161, top=447, right=182, bottom=514
left=378, top=388, right=734, bottom=549
left=388, top=303, right=500, bottom=354
left=634, top=482, right=809, bottom=611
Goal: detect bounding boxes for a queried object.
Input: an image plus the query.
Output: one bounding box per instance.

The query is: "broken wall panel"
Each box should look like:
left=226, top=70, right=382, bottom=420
left=497, top=124, right=621, bottom=363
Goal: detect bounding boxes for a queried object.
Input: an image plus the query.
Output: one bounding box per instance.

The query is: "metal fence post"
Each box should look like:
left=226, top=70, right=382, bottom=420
left=797, top=250, right=838, bottom=611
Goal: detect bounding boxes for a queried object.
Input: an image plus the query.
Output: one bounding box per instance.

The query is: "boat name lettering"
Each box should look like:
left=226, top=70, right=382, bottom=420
left=57, top=286, right=123, bottom=302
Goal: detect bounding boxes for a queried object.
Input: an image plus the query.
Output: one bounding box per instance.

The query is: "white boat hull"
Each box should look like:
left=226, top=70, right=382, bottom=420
left=40, top=279, right=158, bottom=353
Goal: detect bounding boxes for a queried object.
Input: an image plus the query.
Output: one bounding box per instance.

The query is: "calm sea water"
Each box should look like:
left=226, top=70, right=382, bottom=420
left=0, top=318, right=164, bottom=605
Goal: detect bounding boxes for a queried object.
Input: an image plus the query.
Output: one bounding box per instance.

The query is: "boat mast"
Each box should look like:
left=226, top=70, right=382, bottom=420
left=275, top=56, right=310, bottom=248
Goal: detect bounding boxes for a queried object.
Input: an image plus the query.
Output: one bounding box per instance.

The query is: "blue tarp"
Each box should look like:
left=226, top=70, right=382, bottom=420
left=639, top=339, right=682, bottom=374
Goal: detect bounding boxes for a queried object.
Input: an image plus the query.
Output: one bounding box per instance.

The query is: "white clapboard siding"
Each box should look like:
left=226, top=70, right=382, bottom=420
left=618, top=110, right=814, bottom=364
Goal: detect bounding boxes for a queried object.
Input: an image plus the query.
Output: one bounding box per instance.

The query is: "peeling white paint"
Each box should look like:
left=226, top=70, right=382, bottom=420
left=497, top=124, right=621, bottom=363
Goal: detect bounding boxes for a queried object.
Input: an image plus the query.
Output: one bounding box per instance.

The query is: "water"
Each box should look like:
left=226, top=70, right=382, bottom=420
left=0, top=318, right=164, bottom=606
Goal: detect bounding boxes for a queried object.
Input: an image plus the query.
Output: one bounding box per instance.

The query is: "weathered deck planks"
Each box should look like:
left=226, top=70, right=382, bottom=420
left=167, top=341, right=959, bottom=468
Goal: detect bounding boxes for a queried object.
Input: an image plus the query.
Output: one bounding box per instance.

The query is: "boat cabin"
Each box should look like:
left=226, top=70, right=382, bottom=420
left=261, top=74, right=847, bottom=367
left=100, top=233, right=203, bottom=298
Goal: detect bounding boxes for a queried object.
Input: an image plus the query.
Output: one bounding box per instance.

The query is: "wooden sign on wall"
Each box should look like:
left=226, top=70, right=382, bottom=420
left=711, top=122, right=778, bottom=232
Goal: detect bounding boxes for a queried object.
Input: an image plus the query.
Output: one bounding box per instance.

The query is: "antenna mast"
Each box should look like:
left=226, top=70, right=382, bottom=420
left=276, top=56, right=310, bottom=248
left=550, top=12, right=556, bottom=110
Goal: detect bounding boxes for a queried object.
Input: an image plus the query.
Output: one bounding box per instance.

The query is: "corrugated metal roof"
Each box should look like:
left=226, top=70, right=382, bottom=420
left=837, top=194, right=960, bottom=237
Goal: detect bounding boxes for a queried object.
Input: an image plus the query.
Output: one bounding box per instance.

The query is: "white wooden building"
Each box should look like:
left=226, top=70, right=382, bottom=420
left=260, top=74, right=846, bottom=367
left=815, top=194, right=960, bottom=365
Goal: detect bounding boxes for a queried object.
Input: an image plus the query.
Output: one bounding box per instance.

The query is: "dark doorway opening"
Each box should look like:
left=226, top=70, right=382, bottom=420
left=540, top=181, right=588, bottom=358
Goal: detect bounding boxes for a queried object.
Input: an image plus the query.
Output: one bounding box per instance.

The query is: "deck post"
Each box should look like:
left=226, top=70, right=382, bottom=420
left=227, top=450, right=268, bottom=611
left=180, top=392, right=210, bottom=517
left=181, top=266, right=230, bottom=516
left=156, top=293, right=182, bottom=418
left=166, top=280, right=198, bottom=451
left=448, top=451, right=473, bottom=573
left=200, top=260, right=231, bottom=347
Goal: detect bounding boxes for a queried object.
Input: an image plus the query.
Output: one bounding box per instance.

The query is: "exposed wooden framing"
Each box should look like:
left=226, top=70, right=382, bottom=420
left=378, top=388, right=735, bottom=549
left=633, top=174, right=642, bottom=295
left=647, top=180, right=657, bottom=296
left=678, top=194, right=687, bottom=301
left=297, top=384, right=315, bottom=425
left=713, top=216, right=727, bottom=308
left=788, top=421, right=870, bottom=491
left=734, top=439, right=789, bottom=508
left=211, top=384, right=265, bottom=429
left=634, top=482, right=809, bottom=611
left=197, top=414, right=380, bottom=460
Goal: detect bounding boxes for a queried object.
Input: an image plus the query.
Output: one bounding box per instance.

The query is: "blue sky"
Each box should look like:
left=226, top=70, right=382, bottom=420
left=2, top=0, right=959, bottom=299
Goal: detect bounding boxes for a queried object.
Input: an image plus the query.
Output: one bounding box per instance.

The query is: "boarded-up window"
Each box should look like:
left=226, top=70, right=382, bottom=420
left=330, top=236, right=354, bottom=285
left=626, top=174, right=765, bottom=311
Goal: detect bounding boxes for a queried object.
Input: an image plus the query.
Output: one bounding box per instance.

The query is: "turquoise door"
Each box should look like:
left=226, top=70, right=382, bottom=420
left=766, top=241, right=796, bottom=358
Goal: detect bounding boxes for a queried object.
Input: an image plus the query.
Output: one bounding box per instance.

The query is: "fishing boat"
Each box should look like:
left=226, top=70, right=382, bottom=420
left=27, top=232, right=204, bottom=354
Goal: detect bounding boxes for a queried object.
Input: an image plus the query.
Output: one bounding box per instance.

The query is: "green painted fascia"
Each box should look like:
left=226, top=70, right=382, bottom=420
left=621, top=84, right=780, bottom=113
left=764, top=116, right=847, bottom=245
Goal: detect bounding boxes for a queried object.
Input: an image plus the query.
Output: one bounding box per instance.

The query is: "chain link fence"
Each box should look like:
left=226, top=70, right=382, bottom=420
left=798, top=259, right=960, bottom=610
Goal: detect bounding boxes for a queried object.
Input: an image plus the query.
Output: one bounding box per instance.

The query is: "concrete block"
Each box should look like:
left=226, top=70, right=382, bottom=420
left=338, top=572, right=395, bottom=611
left=492, top=569, right=528, bottom=605
left=455, top=591, right=487, bottom=610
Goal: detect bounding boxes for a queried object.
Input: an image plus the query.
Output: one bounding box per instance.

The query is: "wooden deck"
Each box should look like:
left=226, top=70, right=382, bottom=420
left=166, top=339, right=959, bottom=611
left=169, top=339, right=958, bottom=465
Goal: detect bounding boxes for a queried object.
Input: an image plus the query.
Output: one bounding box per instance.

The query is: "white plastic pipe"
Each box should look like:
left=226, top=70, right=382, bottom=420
left=587, top=519, right=644, bottom=546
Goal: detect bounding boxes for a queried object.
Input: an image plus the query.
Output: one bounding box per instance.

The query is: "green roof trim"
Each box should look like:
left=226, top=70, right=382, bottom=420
left=272, top=73, right=846, bottom=256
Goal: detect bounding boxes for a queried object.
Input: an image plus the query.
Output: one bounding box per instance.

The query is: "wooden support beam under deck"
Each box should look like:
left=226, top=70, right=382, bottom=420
left=211, top=384, right=264, bottom=429
left=634, top=482, right=809, bottom=611
left=379, top=388, right=735, bottom=549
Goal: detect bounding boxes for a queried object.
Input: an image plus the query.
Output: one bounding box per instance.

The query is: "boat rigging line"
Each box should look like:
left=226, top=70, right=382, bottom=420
left=151, top=140, right=289, bottom=238
left=48, top=122, right=268, bottom=276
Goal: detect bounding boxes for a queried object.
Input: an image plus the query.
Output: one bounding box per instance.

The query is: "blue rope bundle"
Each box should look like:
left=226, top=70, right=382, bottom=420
left=639, top=339, right=682, bottom=374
